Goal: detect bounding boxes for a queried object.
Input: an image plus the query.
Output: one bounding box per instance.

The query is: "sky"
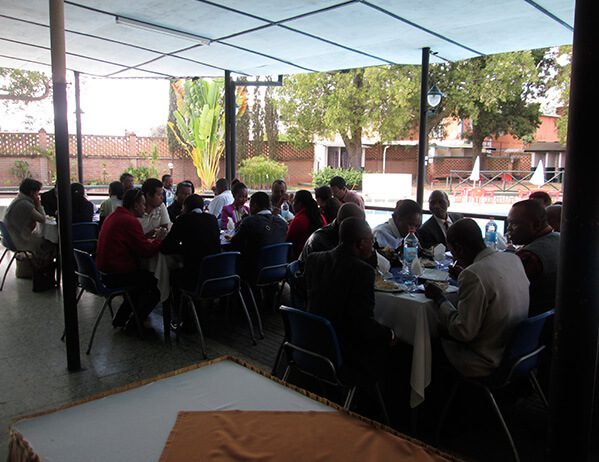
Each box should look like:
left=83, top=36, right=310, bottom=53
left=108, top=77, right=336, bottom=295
left=0, top=75, right=170, bottom=135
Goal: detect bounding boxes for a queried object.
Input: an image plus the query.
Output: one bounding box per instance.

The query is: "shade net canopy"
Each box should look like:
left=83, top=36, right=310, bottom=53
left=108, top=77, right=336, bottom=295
left=0, top=0, right=574, bottom=78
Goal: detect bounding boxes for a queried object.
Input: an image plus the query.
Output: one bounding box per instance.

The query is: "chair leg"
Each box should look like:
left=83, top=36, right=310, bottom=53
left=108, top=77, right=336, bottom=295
left=530, top=371, right=549, bottom=409
left=107, top=298, right=115, bottom=319
left=237, top=291, right=257, bottom=345
left=374, top=383, right=390, bottom=426
left=0, top=248, right=8, bottom=267
left=282, top=365, right=291, bottom=382
left=125, top=292, right=144, bottom=339
left=0, top=253, right=17, bottom=291
left=435, top=381, right=460, bottom=443
left=245, top=283, right=264, bottom=338
left=86, top=298, right=110, bottom=355
left=483, top=387, right=521, bottom=462
left=185, top=295, right=208, bottom=359
left=271, top=341, right=285, bottom=376
left=343, top=386, right=357, bottom=411
left=76, top=288, right=85, bottom=304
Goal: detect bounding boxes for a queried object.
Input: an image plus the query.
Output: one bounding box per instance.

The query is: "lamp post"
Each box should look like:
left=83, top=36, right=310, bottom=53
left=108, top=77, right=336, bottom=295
left=416, top=47, right=444, bottom=207
left=167, top=162, right=174, bottom=176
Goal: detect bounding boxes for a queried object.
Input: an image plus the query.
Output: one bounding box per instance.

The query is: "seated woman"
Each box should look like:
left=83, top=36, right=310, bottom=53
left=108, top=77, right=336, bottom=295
left=71, top=183, right=95, bottom=223
left=99, top=181, right=124, bottom=224
left=3, top=178, right=57, bottom=289
left=220, top=182, right=249, bottom=230
left=314, top=185, right=341, bottom=225
left=286, top=190, right=326, bottom=260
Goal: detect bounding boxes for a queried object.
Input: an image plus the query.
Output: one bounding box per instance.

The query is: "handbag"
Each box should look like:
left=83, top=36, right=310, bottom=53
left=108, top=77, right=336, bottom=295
left=32, top=262, right=57, bottom=292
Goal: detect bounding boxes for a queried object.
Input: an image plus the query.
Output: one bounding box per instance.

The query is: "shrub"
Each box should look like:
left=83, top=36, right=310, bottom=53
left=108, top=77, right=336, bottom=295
left=312, top=167, right=362, bottom=190
left=11, top=160, right=32, bottom=181
left=238, top=156, right=288, bottom=190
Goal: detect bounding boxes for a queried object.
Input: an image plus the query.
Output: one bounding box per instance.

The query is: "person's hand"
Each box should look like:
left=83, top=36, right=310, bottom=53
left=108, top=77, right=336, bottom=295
left=154, top=227, right=168, bottom=241
left=34, top=194, right=41, bottom=208
left=448, top=263, right=464, bottom=279
left=389, top=329, right=399, bottom=347
left=424, top=282, right=443, bottom=300
left=224, top=234, right=232, bottom=241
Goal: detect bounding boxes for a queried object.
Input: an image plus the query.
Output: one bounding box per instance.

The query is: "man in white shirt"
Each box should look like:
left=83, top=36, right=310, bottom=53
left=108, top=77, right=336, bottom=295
left=208, top=178, right=234, bottom=218
left=425, top=218, right=529, bottom=377
left=373, top=199, right=422, bottom=250
left=139, top=178, right=171, bottom=236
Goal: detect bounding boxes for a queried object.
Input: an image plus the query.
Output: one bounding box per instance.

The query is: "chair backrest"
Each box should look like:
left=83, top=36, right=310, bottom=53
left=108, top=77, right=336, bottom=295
left=256, top=243, right=292, bottom=285
left=195, top=252, right=240, bottom=299
left=73, top=249, right=104, bottom=295
left=498, top=309, right=555, bottom=384
left=286, top=260, right=306, bottom=310
left=72, top=222, right=99, bottom=253
left=0, top=221, right=17, bottom=251
left=280, top=305, right=343, bottom=384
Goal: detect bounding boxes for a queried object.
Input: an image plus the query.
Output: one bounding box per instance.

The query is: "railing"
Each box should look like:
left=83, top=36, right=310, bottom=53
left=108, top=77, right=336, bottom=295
left=448, top=169, right=564, bottom=193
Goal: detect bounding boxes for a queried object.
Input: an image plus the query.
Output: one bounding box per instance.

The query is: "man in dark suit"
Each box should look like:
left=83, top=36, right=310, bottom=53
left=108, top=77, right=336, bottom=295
left=161, top=193, right=221, bottom=289
left=229, top=191, right=288, bottom=281
left=417, top=190, right=463, bottom=250
left=304, top=217, right=395, bottom=380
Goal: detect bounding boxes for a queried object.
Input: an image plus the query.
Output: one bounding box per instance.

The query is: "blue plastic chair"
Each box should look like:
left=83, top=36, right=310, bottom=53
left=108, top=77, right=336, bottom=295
left=279, top=306, right=389, bottom=422
left=286, top=260, right=305, bottom=310
left=178, top=252, right=258, bottom=359
left=436, top=310, right=555, bottom=462
left=73, top=249, right=142, bottom=354
left=72, top=222, right=98, bottom=254
left=0, top=221, right=34, bottom=291
left=245, top=243, right=292, bottom=320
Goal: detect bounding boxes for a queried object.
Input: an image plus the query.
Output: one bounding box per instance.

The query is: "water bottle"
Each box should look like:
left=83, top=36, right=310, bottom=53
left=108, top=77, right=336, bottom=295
left=402, top=228, right=419, bottom=289
left=227, top=217, right=235, bottom=233
left=281, top=202, right=290, bottom=220
left=485, top=218, right=497, bottom=249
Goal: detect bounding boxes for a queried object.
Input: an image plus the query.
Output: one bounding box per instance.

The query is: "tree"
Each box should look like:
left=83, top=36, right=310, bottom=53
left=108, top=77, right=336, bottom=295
left=279, top=66, right=420, bottom=168
left=0, top=68, right=51, bottom=102
left=552, top=46, right=572, bottom=144
left=166, top=81, right=181, bottom=152
left=251, top=85, right=264, bottom=156
left=264, top=77, right=279, bottom=159
left=236, top=77, right=250, bottom=160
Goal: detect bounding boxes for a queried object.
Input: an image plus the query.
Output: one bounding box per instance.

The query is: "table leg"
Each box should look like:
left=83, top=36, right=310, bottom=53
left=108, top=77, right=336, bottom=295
left=163, top=296, right=172, bottom=344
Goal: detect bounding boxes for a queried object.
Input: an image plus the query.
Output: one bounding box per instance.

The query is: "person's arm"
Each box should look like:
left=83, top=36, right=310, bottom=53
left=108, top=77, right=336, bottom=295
left=127, top=218, right=162, bottom=258
left=160, top=218, right=183, bottom=254
left=516, top=249, right=544, bottom=281
left=158, top=203, right=171, bottom=229
left=220, top=206, right=231, bottom=230
left=416, top=222, right=435, bottom=250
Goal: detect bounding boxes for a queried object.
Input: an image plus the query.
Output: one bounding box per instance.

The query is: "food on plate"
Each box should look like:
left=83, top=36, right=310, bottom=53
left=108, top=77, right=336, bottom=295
left=420, top=258, right=436, bottom=268
left=374, top=273, right=400, bottom=290
left=429, top=281, right=449, bottom=292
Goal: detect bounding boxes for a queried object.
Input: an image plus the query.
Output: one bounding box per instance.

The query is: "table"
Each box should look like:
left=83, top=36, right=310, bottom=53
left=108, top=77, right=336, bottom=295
left=374, top=288, right=458, bottom=408
left=41, top=219, right=59, bottom=244
left=142, top=252, right=183, bottom=304
left=8, top=357, right=457, bottom=462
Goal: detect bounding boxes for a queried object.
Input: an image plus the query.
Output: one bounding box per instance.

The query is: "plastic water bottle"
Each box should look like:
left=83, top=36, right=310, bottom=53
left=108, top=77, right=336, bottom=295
left=281, top=202, right=290, bottom=220
left=485, top=218, right=497, bottom=249
left=227, top=217, right=235, bottom=233
left=402, top=228, right=419, bottom=289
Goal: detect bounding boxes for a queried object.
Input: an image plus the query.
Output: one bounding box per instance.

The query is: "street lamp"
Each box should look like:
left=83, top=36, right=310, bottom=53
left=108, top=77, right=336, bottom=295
left=427, top=84, right=443, bottom=109
left=167, top=162, right=174, bottom=176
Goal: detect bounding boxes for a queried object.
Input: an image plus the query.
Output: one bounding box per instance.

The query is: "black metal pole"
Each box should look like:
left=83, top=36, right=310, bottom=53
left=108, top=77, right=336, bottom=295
left=74, top=71, right=83, bottom=183
left=416, top=47, right=430, bottom=207
left=49, top=0, right=80, bottom=371
left=224, top=70, right=236, bottom=182
left=550, top=0, right=599, bottom=460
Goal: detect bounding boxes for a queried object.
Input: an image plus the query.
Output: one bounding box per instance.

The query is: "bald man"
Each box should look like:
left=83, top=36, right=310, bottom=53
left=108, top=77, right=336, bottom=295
left=425, top=218, right=529, bottom=377
left=508, top=200, right=560, bottom=316
left=546, top=204, right=562, bottom=232
left=417, top=190, right=463, bottom=250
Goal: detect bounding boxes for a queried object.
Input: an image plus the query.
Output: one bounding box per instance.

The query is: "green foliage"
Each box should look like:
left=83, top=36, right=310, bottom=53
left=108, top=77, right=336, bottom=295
left=264, top=77, right=279, bottom=159
left=312, top=167, right=362, bottom=190
left=252, top=86, right=265, bottom=156
left=552, top=46, right=572, bottom=144
left=0, top=68, right=51, bottom=102
left=127, top=145, right=159, bottom=183
left=236, top=78, right=250, bottom=160
left=11, top=160, right=32, bottom=181
left=238, top=156, right=287, bottom=190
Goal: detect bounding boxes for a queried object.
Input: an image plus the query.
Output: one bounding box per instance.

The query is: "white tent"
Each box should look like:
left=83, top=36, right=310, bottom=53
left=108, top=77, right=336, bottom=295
left=530, top=159, right=546, bottom=187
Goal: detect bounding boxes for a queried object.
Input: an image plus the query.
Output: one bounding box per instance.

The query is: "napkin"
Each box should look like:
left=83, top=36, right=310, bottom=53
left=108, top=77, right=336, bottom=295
left=496, top=232, right=507, bottom=251
left=433, top=244, right=446, bottom=261
left=376, top=252, right=391, bottom=274
left=411, top=257, right=424, bottom=276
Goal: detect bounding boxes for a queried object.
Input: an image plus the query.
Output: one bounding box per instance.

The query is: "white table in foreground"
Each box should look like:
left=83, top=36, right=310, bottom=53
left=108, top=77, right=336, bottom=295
left=374, top=289, right=456, bottom=408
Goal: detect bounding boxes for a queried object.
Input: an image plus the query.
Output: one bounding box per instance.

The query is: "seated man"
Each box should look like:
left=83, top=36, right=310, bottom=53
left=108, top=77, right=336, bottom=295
left=508, top=199, right=560, bottom=316
left=161, top=194, right=221, bottom=289
left=229, top=191, right=288, bottom=281
left=304, top=217, right=395, bottom=379
left=120, top=172, right=135, bottom=193
left=167, top=180, right=194, bottom=222
left=373, top=199, right=422, bottom=262
left=546, top=204, right=562, bottom=232
left=207, top=178, right=234, bottom=219
left=329, top=176, right=364, bottom=210
left=96, top=188, right=167, bottom=327
left=417, top=190, right=463, bottom=250
left=299, top=202, right=364, bottom=265
left=139, top=178, right=171, bottom=235
left=529, top=190, right=552, bottom=207
left=270, top=179, right=294, bottom=215
left=425, top=219, right=529, bottom=378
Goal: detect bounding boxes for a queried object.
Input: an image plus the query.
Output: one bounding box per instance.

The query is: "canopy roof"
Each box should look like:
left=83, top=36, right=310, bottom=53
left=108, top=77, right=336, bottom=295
left=0, top=0, right=574, bottom=78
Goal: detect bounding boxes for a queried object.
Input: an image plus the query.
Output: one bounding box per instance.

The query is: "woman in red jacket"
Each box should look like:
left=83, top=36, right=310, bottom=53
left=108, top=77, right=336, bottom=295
left=286, top=189, right=326, bottom=260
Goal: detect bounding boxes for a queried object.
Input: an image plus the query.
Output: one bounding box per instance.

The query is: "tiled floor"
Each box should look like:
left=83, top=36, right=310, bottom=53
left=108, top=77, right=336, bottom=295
left=0, top=261, right=549, bottom=461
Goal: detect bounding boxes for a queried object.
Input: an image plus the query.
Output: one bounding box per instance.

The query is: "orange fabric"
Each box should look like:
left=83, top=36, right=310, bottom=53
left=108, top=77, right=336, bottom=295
left=160, top=411, right=452, bottom=462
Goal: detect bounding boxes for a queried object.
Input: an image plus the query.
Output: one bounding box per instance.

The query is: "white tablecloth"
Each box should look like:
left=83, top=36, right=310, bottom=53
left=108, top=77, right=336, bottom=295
left=374, top=289, right=457, bottom=408
left=142, top=252, right=183, bottom=303
left=41, top=220, right=59, bottom=244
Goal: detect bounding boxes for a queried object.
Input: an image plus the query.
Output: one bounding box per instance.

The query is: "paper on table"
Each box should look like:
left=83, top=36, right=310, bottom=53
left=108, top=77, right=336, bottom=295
left=433, top=244, right=446, bottom=261
left=420, top=269, right=450, bottom=282
left=376, top=252, right=391, bottom=274
left=411, top=257, right=423, bottom=276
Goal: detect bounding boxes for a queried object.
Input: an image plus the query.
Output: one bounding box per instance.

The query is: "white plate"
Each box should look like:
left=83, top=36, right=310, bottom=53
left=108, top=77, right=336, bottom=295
left=419, top=269, right=449, bottom=282
left=375, top=283, right=405, bottom=293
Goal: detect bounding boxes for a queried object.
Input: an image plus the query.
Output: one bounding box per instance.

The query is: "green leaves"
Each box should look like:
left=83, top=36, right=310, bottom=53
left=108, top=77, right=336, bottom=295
left=238, top=156, right=288, bottom=190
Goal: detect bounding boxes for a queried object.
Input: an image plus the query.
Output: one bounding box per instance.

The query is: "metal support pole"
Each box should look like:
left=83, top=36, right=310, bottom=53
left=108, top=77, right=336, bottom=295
left=224, top=70, right=236, bottom=182
left=49, top=0, right=80, bottom=371
left=416, top=47, right=430, bottom=207
left=550, top=0, right=599, bottom=460
left=74, top=71, right=83, bottom=183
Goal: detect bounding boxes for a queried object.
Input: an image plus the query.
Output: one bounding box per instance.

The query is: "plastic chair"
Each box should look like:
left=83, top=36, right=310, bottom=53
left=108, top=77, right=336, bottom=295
left=72, top=222, right=99, bottom=254
left=245, top=242, right=292, bottom=325
left=280, top=306, right=389, bottom=423
left=286, top=260, right=305, bottom=310
left=73, top=249, right=142, bottom=354
left=436, top=310, right=554, bottom=462
left=178, top=252, right=257, bottom=359
left=0, top=221, right=34, bottom=291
